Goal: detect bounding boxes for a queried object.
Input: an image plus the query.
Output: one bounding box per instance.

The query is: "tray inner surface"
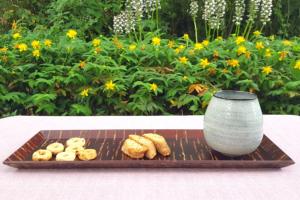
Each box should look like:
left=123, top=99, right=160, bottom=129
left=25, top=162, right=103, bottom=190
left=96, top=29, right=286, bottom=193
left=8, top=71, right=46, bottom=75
left=6, top=130, right=293, bottom=162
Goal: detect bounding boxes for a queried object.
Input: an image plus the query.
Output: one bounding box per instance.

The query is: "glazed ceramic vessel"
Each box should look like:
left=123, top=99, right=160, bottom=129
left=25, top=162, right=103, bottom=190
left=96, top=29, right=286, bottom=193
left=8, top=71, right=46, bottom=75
left=203, top=90, right=263, bottom=156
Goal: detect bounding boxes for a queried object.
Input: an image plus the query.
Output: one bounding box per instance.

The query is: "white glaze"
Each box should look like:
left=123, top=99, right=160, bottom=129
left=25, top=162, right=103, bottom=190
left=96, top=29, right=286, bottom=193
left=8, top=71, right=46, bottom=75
left=203, top=91, right=263, bottom=156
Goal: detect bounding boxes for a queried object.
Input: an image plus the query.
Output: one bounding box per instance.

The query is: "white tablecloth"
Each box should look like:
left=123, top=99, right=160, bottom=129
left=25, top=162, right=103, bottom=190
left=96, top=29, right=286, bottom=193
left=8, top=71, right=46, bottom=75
left=0, top=115, right=299, bottom=200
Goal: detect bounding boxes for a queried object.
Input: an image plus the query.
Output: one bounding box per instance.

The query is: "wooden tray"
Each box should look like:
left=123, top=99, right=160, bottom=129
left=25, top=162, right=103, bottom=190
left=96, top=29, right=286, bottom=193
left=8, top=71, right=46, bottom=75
left=3, top=130, right=295, bottom=169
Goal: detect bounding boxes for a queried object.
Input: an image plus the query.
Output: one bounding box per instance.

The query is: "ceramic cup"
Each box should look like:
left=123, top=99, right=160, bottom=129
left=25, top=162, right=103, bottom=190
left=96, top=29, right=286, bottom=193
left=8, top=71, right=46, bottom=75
left=203, top=90, right=263, bottom=156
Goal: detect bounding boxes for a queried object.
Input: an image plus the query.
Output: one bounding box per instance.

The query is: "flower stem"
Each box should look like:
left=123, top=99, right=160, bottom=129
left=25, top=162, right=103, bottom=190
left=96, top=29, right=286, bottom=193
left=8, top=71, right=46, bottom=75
left=243, top=20, right=251, bottom=37
left=205, top=22, right=208, bottom=39
left=193, top=17, right=198, bottom=42
left=245, top=21, right=253, bottom=39
left=156, top=0, right=159, bottom=30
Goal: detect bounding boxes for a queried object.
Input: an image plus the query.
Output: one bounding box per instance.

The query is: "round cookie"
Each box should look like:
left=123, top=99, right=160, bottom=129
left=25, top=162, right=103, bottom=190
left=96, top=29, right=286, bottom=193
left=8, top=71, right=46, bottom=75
left=78, top=149, right=97, bottom=161
left=56, top=152, right=76, bottom=161
left=65, top=145, right=85, bottom=155
left=66, top=137, right=86, bottom=147
left=46, top=142, right=64, bottom=154
left=32, top=149, right=52, bottom=161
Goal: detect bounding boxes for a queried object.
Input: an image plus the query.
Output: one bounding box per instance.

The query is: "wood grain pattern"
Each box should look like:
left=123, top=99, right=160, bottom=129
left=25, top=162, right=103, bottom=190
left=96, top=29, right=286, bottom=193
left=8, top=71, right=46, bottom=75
left=3, top=130, right=295, bottom=169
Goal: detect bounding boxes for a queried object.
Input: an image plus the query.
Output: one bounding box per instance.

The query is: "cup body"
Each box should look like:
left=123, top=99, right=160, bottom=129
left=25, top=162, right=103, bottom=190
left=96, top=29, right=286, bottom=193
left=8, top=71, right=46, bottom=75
left=203, top=90, right=263, bottom=156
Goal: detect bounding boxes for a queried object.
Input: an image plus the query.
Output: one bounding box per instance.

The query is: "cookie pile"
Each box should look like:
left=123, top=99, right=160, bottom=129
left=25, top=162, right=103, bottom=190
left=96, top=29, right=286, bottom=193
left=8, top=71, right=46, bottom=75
left=121, top=133, right=171, bottom=159
left=32, top=137, right=97, bottom=161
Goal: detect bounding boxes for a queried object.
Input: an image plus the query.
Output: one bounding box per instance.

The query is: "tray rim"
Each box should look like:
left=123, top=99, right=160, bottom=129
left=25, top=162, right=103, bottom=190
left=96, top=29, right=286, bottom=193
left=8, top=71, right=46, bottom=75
left=3, top=129, right=296, bottom=169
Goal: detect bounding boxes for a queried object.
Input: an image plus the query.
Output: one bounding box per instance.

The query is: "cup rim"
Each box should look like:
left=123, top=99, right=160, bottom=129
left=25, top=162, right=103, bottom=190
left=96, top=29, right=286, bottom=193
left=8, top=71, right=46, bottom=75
left=213, top=90, right=257, bottom=101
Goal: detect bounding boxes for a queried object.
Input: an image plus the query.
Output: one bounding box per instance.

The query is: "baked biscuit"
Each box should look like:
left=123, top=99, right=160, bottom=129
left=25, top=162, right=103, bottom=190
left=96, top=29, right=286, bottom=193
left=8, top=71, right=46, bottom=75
left=66, top=137, right=86, bottom=147
left=121, top=138, right=148, bottom=159
left=78, top=149, right=97, bottom=161
left=65, top=145, right=85, bottom=155
left=143, top=133, right=171, bottom=156
left=56, top=152, right=76, bottom=161
left=46, top=142, right=64, bottom=154
left=32, top=149, right=52, bottom=161
left=129, top=134, right=157, bottom=159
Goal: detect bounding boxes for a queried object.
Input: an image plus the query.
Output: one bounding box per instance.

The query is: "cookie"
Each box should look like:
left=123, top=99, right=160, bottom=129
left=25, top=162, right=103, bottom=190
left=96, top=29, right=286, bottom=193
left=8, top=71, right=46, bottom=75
left=128, top=134, right=157, bottom=159
left=32, top=149, right=52, bottom=161
left=46, top=142, right=64, bottom=155
left=143, top=133, right=171, bottom=156
left=65, top=145, right=85, bottom=155
left=56, top=152, right=76, bottom=161
left=78, top=149, right=97, bottom=161
left=121, top=139, right=148, bottom=159
left=66, top=137, right=86, bottom=147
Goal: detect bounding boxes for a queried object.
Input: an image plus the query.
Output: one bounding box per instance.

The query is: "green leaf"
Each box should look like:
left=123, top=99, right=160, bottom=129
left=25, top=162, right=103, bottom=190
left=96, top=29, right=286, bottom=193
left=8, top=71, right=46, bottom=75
left=70, top=104, right=92, bottom=115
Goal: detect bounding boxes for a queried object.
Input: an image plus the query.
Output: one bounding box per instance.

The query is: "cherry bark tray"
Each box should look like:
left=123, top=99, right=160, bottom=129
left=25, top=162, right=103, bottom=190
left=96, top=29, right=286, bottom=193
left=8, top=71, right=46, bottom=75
left=3, top=129, right=295, bottom=169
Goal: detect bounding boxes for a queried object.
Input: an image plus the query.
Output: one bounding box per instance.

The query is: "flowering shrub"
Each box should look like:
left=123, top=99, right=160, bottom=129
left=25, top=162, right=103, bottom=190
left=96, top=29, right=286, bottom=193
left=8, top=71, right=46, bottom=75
left=0, top=28, right=299, bottom=116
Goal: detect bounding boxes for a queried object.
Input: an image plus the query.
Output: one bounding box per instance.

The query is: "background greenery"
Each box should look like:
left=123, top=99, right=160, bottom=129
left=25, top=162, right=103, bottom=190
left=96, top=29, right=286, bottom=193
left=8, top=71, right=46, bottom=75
left=1, top=0, right=300, bottom=38
left=0, top=0, right=299, bottom=117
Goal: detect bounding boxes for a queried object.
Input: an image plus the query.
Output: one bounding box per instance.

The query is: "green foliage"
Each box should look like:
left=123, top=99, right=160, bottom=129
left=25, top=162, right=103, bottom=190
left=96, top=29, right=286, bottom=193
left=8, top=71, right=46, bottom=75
left=0, top=29, right=299, bottom=116
left=1, top=0, right=299, bottom=37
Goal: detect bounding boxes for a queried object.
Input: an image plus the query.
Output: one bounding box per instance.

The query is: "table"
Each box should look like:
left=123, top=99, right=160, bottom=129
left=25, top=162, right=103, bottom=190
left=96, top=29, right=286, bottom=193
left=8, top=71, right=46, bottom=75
left=0, top=115, right=299, bottom=200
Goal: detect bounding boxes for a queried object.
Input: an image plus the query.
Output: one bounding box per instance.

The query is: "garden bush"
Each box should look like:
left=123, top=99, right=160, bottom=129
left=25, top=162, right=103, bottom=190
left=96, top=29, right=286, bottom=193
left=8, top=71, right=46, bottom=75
left=1, top=0, right=300, bottom=38
left=0, top=29, right=299, bottom=116
left=0, top=0, right=300, bottom=117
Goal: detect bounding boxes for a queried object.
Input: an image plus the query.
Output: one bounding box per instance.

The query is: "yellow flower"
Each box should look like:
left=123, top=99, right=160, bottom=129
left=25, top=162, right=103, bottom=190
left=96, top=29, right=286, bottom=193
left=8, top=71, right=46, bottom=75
left=32, top=50, right=40, bottom=58
left=150, top=83, right=158, bottom=92
left=253, top=31, right=261, bottom=36
left=12, top=33, right=21, bottom=39
left=113, top=37, right=123, bottom=49
left=237, top=46, right=247, bottom=55
left=209, top=68, right=216, bottom=76
left=213, top=50, right=219, bottom=59
left=262, top=66, right=272, bottom=75
left=31, top=40, right=40, bottom=49
left=129, top=44, right=137, bottom=51
left=175, top=45, right=185, bottom=54
left=80, top=88, right=89, bottom=97
left=17, top=43, right=28, bottom=52
left=0, top=47, right=8, bottom=53
left=188, top=49, right=195, bottom=55
left=216, top=36, right=223, bottom=41
left=12, top=20, right=17, bottom=30
left=141, top=44, right=146, bottom=50
left=66, top=29, right=77, bottom=39
left=183, top=34, right=189, bottom=40
left=200, top=58, right=210, bottom=68
left=202, top=40, right=209, bottom=46
left=294, top=60, right=300, bottom=70
left=265, top=48, right=272, bottom=57
left=278, top=51, right=288, bottom=61
left=105, top=80, right=116, bottom=91
left=152, top=37, right=161, bottom=46
left=222, top=68, right=229, bottom=74
left=236, top=36, right=245, bottom=45
left=168, top=40, right=174, bottom=48
left=179, top=56, right=188, bottom=64
left=178, top=45, right=185, bottom=50
left=245, top=51, right=251, bottom=59
left=227, top=59, right=239, bottom=67
left=92, top=38, right=101, bottom=47
left=255, top=42, right=264, bottom=50
left=1, top=55, right=8, bottom=63
left=94, top=47, right=101, bottom=54
left=269, top=35, right=275, bottom=41
left=282, top=40, right=292, bottom=46
left=182, top=76, right=188, bottom=81
left=79, top=60, right=86, bottom=68
left=44, top=39, right=52, bottom=47
left=194, top=43, right=203, bottom=50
